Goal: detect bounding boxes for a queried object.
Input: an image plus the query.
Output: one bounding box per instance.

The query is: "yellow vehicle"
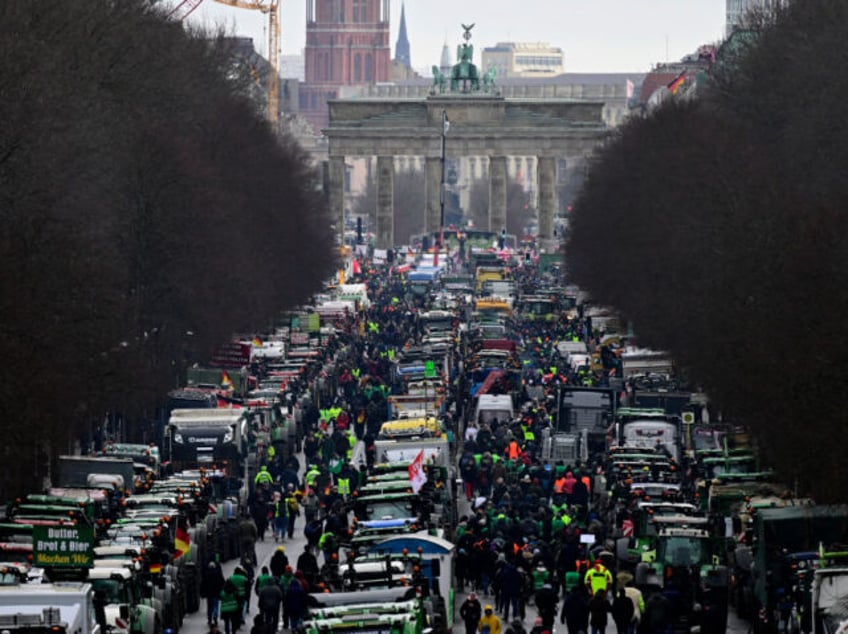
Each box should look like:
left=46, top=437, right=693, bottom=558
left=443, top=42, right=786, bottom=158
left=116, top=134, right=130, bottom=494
left=475, top=266, right=505, bottom=293
left=474, top=297, right=513, bottom=317
left=377, top=417, right=442, bottom=440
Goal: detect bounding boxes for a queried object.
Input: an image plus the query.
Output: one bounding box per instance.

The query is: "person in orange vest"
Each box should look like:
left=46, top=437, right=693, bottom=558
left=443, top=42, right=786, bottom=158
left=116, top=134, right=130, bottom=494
left=507, top=438, right=521, bottom=461
left=553, top=473, right=567, bottom=494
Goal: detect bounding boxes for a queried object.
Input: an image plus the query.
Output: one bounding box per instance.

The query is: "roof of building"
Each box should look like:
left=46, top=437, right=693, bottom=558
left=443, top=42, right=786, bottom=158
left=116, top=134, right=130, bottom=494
left=638, top=72, right=681, bottom=103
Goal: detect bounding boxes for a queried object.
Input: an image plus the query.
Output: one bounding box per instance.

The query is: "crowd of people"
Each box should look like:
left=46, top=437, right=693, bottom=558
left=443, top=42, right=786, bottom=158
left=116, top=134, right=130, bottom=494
left=196, top=250, right=682, bottom=634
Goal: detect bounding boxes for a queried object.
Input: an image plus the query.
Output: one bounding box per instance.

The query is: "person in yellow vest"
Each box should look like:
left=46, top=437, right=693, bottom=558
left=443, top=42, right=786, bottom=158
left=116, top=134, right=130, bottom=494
left=346, top=430, right=356, bottom=462
left=305, top=464, right=321, bottom=491
left=284, top=485, right=300, bottom=539
left=584, top=561, right=613, bottom=596
left=254, top=465, right=274, bottom=488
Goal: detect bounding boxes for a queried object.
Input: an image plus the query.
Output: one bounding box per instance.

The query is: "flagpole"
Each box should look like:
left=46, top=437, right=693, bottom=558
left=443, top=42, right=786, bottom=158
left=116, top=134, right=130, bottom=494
left=433, top=110, right=449, bottom=267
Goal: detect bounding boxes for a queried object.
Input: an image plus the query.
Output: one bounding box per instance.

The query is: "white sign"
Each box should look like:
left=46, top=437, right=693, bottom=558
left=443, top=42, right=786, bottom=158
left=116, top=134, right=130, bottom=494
left=385, top=447, right=441, bottom=463
left=408, top=450, right=427, bottom=494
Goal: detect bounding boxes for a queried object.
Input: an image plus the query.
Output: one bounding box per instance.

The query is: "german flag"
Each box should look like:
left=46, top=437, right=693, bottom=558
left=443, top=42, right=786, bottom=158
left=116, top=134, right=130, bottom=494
left=667, top=71, right=686, bottom=95
left=252, top=336, right=262, bottom=347
left=149, top=563, right=163, bottom=574
left=220, top=371, right=233, bottom=388
left=174, top=522, right=190, bottom=560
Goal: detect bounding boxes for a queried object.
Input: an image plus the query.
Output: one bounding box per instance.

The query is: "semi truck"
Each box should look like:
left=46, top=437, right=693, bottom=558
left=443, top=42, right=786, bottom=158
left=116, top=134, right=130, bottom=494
left=0, top=582, right=103, bottom=634
left=747, top=504, right=848, bottom=633
left=56, top=455, right=135, bottom=492
left=166, top=408, right=247, bottom=473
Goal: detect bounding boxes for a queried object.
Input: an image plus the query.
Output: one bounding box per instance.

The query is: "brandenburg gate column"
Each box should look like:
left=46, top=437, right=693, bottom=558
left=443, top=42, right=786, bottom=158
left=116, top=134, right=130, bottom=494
left=537, top=156, right=557, bottom=240
left=329, top=156, right=346, bottom=244
left=425, top=157, right=441, bottom=235
left=376, top=155, right=395, bottom=249
left=489, top=155, right=507, bottom=233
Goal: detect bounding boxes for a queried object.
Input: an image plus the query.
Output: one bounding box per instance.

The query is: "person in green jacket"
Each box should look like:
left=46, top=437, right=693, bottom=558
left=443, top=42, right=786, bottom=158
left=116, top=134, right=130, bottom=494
left=254, top=565, right=274, bottom=595
left=219, top=580, right=240, bottom=634
left=227, top=567, right=249, bottom=628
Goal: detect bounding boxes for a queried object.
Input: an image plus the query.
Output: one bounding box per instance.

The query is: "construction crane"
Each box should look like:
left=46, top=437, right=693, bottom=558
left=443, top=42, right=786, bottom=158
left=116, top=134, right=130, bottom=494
left=213, top=0, right=281, bottom=129
left=167, top=0, right=205, bottom=21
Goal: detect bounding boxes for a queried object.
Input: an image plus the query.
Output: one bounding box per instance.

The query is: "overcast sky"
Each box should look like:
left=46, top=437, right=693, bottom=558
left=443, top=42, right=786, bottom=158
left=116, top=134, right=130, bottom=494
left=185, top=0, right=727, bottom=74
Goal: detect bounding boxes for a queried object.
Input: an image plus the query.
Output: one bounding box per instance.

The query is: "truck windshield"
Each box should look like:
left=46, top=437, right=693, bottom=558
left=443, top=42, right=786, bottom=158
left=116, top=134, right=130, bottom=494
left=657, top=537, right=704, bottom=567
left=91, top=578, right=131, bottom=604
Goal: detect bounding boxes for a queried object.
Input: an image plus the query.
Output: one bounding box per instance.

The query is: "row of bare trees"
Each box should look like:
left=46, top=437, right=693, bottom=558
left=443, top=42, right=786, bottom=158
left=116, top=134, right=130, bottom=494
left=566, top=0, right=848, bottom=501
left=0, top=0, right=337, bottom=497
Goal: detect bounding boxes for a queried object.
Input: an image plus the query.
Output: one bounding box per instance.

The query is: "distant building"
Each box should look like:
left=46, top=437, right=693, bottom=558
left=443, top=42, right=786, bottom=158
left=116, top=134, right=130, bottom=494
left=482, top=42, right=565, bottom=79
left=280, top=54, right=305, bottom=82
left=343, top=72, right=640, bottom=213
left=726, top=0, right=785, bottom=35
left=300, top=0, right=391, bottom=132
left=439, top=42, right=452, bottom=78
left=394, top=2, right=411, bottom=69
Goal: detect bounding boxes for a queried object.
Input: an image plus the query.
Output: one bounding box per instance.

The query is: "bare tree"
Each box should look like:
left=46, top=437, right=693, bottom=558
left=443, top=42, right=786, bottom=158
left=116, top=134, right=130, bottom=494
left=565, top=0, right=848, bottom=501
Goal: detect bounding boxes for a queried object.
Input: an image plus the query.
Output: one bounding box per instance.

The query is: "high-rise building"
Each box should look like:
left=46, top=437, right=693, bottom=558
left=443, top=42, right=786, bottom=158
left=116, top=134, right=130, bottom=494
left=439, top=41, right=452, bottom=78
left=726, top=0, right=784, bottom=35
left=394, top=2, right=411, bottom=69
left=300, top=0, right=391, bottom=132
left=482, top=42, right=565, bottom=79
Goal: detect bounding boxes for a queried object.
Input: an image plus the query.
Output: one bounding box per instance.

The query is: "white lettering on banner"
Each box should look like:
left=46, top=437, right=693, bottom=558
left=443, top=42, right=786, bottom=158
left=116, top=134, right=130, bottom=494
left=386, top=447, right=440, bottom=463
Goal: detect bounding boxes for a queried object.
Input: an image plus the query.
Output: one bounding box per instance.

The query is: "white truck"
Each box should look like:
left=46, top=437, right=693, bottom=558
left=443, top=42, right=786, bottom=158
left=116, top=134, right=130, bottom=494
left=167, top=408, right=247, bottom=473
left=811, top=553, right=848, bottom=634
left=0, top=582, right=102, bottom=634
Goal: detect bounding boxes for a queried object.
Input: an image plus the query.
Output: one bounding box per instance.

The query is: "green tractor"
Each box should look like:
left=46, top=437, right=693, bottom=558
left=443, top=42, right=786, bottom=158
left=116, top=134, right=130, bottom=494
left=636, top=526, right=730, bottom=634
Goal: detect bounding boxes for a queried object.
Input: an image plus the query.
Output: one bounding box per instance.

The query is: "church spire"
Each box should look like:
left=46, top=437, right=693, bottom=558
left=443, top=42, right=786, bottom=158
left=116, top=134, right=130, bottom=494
left=394, top=2, right=411, bottom=68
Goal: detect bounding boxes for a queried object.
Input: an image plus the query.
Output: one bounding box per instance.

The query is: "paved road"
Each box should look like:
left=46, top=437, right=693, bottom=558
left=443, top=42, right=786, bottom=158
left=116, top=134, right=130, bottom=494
left=179, top=446, right=751, bottom=634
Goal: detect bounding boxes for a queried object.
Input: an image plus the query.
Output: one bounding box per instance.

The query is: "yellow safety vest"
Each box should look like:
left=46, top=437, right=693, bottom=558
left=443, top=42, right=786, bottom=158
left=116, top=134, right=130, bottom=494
left=337, top=477, right=351, bottom=495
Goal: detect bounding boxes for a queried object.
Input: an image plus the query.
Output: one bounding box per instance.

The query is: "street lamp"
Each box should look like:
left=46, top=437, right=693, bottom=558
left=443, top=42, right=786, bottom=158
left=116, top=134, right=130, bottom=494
left=433, top=110, right=450, bottom=267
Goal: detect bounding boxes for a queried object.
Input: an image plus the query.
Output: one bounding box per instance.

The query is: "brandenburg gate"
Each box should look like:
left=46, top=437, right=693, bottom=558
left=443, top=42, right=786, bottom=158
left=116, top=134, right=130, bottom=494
left=323, top=27, right=608, bottom=249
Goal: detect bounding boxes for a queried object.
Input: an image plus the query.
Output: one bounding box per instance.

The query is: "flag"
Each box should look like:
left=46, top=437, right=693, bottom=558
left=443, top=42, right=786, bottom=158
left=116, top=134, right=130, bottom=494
left=174, top=523, right=190, bottom=559
left=667, top=71, right=686, bottom=95
left=252, top=336, right=262, bottom=347
left=352, top=259, right=361, bottom=276
left=149, top=563, right=162, bottom=574
left=408, top=449, right=427, bottom=494
left=220, top=371, right=233, bottom=388
left=626, top=79, right=634, bottom=99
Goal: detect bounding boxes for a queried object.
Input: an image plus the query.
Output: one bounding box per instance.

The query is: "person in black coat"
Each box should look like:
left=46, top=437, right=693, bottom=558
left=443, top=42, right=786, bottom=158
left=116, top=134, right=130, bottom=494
left=460, top=593, right=483, bottom=634
left=269, top=546, right=289, bottom=578
left=560, top=584, right=590, bottom=634
left=589, top=588, right=611, bottom=634
left=200, top=560, right=226, bottom=626
left=611, top=588, right=635, bottom=634
left=296, top=546, right=320, bottom=588
left=535, top=583, right=559, bottom=630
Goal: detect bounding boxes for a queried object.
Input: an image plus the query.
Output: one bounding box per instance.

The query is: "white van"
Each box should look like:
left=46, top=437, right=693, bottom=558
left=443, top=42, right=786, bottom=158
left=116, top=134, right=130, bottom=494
left=474, top=394, right=514, bottom=426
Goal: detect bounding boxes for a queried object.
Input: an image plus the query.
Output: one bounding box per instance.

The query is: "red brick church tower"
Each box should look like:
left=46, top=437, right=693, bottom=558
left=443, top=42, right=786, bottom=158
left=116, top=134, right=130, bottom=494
left=301, top=0, right=391, bottom=132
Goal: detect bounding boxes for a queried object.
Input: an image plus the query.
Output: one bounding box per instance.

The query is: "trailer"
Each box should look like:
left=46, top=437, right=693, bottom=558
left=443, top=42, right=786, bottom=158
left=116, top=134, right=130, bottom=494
left=56, top=456, right=135, bottom=492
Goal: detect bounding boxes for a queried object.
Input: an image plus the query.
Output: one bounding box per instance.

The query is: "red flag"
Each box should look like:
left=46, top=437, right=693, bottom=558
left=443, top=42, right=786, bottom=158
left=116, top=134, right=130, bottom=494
left=352, top=259, right=361, bottom=275
left=408, top=450, right=427, bottom=493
